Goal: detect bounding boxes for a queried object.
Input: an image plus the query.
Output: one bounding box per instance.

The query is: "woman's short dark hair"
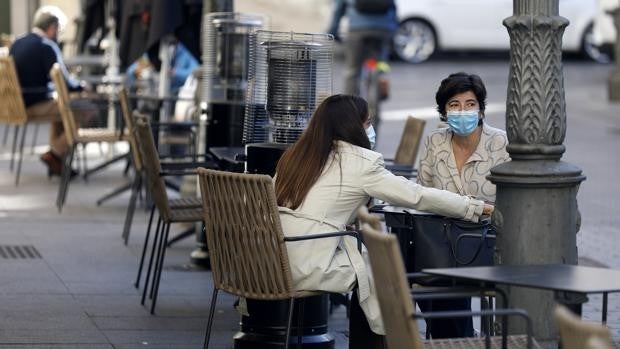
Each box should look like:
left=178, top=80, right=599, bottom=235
left=435, top=72, right=487, bottom=122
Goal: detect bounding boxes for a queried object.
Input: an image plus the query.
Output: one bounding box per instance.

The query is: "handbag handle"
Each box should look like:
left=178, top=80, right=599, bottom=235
left=449, top=223, right=491, bottom=265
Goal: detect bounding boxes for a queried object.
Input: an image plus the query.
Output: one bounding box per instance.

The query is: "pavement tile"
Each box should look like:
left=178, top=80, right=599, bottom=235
left=0, top=262, right=68, bottom=294
left=0, top=330, right=107, bottom=344
left=0, top=295, right=97, bottom=331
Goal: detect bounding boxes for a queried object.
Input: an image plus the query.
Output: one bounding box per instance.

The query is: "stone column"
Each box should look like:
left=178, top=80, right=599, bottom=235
left=488, top=0, right=586, bottom=339
left=608, top=6, right=620, bottom=101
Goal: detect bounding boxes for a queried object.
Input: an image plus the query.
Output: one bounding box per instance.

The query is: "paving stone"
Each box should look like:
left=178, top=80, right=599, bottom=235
left=0, top=330, right=107, bottom=344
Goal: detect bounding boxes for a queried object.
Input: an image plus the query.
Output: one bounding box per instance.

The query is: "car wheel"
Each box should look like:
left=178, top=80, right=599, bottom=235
left=582, top=23, right=612, bottom=63
left=392, top=18, right=436, bottom=64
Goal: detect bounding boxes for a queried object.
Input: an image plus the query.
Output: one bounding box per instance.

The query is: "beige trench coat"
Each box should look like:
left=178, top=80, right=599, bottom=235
left=278, top=141, right=485, bottom=335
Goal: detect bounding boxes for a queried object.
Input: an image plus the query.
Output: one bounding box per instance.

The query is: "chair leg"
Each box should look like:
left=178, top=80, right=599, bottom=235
left=82, top=144, right=89, bottom=179
left=56, top=144, right=76, bottom=212
left=15, top=123, right=28, bottom=186
left=150, top=222, right=171, bottom=314
left=141, top=216, right=161, bottom=305
left=134, top=206, right=156, bottom=289
left=96, top=180, right=133, bottom=206
left=9, top=125, right=19, bottom=171
left=2, top=124, right=10, bottom=146
left=296, top=299, right=304, bottom=349
left=30, top=123, right=39, bottom=155
left=149, top=219, right=168, bottom=300
left=84, top=152, right=129, bottom=180
left=122, top=173, right=142, bottom=245
left=203, top=287, right=219, bottom=349
left=123, top=156, right=132, bottom=176
left=284, top=298, right=295, bottom=349
left=166, top=226, right=195, bottom=247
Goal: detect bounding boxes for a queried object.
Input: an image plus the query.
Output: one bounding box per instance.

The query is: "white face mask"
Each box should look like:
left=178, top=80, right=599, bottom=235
left=365, top=125, right=376, bottom=150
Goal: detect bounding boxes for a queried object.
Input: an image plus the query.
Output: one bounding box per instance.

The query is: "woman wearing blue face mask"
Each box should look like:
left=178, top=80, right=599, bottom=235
left=275, top=93, right=493, bottom=349
left=416, top=72, right=510, bottom=338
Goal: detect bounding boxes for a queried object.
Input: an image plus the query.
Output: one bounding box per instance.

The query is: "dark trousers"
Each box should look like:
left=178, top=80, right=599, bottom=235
left=416, top=297, right=474, bottom=339
left=349, top=291, right=385, bottom=349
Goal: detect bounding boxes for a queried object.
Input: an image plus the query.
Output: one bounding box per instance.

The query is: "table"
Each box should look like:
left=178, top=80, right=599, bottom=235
left=209, top=146, right=245, bottom=172
left=422, top=264, right=620, bottom=323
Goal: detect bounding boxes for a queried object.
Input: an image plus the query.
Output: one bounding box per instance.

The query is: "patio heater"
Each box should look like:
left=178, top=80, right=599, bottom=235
left=201, top=12, right=265, bottom=150
left=236, top=30, right=334, bottom=349
left=243, top=30, right=333, bottom=176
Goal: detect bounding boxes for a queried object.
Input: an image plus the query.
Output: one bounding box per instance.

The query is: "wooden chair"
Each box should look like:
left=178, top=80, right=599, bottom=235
left=132, top=115, right=204, bottom=314
left=114, top=89, right=206, bottom=245
left=0, top=56, right=54, bottom=186
left=357, top=206, right=541, bottom=349
left=116, top=88, right=145, bottom=245
left=197, top=168, right=360, bottom=349
left=385, top=116, right=426, bottom=178
left=49, top=63, right=128, bottom=211
left=555, top=305, right=614, bottom=349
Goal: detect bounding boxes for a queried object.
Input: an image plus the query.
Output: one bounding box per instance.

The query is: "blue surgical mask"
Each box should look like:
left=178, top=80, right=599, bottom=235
left=365, top=125, right=376, bottom=150
left=447, top=110, right=480, bottom=136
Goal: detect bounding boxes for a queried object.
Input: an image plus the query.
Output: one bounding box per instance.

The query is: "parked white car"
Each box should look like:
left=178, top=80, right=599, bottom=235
left=592, top=0, right=618, bottom=61
left=393, top=0, right=613, bottom=63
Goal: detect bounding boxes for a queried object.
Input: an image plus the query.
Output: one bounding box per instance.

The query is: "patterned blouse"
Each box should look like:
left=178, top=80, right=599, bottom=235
left=417, top=123, right=510, bottom=203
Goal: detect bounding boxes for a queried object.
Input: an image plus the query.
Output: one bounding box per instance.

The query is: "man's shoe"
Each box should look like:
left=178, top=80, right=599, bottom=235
left=40, top=151, right=79, bottom=179
left=40, top=151, right=63, bottom=177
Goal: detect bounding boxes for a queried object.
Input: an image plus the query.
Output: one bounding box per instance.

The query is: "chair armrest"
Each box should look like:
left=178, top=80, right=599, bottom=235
left=284, top=231, right=362, bottom=252
left=159, top=170, right=197, bottom=177
left=160, top=153, right=213, bottom=161
left=413, top=308, right=534, bottom=349
left=159, top=160, right=217, bottom=176
left=151, top=121, right=199, bottom=129
left=160, top=160, right=217, bottom=171
left=407, top=272, right=507, bottom=305
left=410, top=287, right=505, bottom=306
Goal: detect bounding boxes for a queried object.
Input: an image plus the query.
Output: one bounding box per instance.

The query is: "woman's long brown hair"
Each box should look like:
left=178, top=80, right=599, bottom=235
left=275, top=94, right=370, bottom=209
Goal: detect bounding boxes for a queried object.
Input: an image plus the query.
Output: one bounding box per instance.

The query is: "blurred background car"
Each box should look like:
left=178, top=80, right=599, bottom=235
left=393, top=0, right=615, bottom=63
left=591, top=0, right=618, bottom=63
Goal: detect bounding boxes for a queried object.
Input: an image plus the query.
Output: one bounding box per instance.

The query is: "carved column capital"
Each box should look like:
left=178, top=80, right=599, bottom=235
left=503, top=13, right=569, bottom=160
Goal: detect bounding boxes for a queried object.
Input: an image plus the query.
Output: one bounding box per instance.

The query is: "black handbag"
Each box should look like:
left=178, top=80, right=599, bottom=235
left=406, top=212, right=496, bottom=286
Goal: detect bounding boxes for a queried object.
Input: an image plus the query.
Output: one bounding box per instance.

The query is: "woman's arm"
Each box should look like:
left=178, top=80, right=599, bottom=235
left=362, top=155, right=485, bottom=222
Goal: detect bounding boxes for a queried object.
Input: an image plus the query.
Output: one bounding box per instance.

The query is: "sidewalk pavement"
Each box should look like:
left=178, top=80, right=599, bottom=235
left=1, top=58, right=619, bottom=347
left=0, top=137, right=603, bottom=349
left=0, top=141, right=350, bottom=348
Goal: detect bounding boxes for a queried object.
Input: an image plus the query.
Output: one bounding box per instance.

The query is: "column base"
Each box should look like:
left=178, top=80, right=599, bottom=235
left=608, top=69, right=620, bottom=102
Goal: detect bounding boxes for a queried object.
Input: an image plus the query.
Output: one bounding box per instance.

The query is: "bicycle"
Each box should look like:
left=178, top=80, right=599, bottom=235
left=360, top=58, right=390, bottom=131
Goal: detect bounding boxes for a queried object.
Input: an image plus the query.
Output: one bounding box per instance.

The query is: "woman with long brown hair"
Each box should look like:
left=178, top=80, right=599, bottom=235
left=274, top=94, right=492, bottom=349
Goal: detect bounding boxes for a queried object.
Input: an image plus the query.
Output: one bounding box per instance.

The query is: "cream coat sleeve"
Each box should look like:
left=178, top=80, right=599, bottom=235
left=361, top=154, right=485, bottom=222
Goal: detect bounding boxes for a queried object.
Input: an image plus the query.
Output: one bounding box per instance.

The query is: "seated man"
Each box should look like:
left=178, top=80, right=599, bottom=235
left=10, top=5, right=95, bottom=177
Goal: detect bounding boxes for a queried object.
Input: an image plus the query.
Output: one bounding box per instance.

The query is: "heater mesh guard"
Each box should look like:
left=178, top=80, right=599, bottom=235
left=243, top=30, right=333, bottom=144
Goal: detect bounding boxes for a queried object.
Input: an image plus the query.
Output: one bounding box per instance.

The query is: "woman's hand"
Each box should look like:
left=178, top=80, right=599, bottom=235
left=483, top=203, right=494, bottom=215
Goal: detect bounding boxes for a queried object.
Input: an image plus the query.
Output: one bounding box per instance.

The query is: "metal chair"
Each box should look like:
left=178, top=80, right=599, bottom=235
left=0, top=56, right=54, bottom=186
left=385, top=115, right=426, bottom=178
left=197, top=168, right=360, bottom=349
left=358, top=206, right=541, bottom=349
left=49, top=64, right=127, bottom=211
left=555, top=305, right=613, bottom=349
left=133, top=115, right=204, bottom=314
